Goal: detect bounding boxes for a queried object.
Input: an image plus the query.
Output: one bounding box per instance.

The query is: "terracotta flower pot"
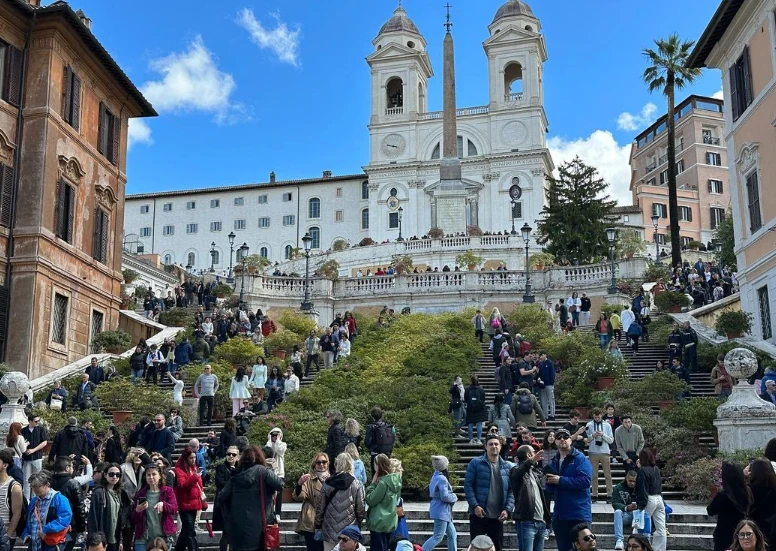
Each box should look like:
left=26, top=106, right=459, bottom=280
left=535, top=263, right=544, bottom=271
left=726, top=330, right=742, bottom=339
left=575, top=407, right=589, bottom=420
left=273, top=349, right=287, bottom=360
left=657, top=400, right=673, bottom=411
left=669, top=305, right=681, bottom=313
left=112, top=411, right=132, bottom=424
left=595, top=377, right=616, bottom=390
left=468, top=264, right=477, bottom=271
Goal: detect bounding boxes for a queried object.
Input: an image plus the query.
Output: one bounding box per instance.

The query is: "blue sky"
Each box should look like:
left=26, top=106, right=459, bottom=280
left=75, top=0, right=724, bottom=204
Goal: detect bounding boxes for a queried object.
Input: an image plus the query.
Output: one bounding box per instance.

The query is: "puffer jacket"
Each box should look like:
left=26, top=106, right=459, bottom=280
left=464, top=454, right=514, bottom=515
left=548, top=447, right=593, bottom=522
left=314, top=472, right=366, bottom=544
left=293, top=473, right=328, bottom=534
left=174, top=456, right=204, bottom=512
left=488, top=404, right=514, bottom=438
left=365, top=472, right=402, bottom=533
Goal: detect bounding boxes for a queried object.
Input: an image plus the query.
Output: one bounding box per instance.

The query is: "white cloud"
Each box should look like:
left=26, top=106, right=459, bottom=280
left=713, top=88, right=724, bottom=99
left=616, top=102, right=658, bottom=131
left=548, top=130, right=633, bottom=206
left=237, top=8, right=301, bottom=67
left=128, top=119, right=153, bottom=149
left=141, top=36, right=246, bottom=125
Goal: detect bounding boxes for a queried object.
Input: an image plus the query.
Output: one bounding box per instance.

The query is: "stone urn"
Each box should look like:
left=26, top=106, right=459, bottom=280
left=0, top=372, right=31, bottom=441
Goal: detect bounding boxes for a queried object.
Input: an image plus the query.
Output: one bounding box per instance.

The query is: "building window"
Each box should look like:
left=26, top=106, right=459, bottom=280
left=659, top=170, right=668, bottom=185
left=93, top=208, right=109, bottom=264
left=652, top=203, right=668, bottom=219
left=646, top=178, right=656, bottom=187
left=187, top=252, right=195, bottom=267
left=210, top=221, right=222, bottom=232
left=335, top=210, right=344, bottom=222
left=260, top=246, right=269, bottom=259
left=681, top=236, right=692, bottom=247
left=308, top=198, right=321, bottom=219
left=258, top=194, right=268, bottom=204
left=234, top=197, right=244, bottom=206
left=708, top=179, right=724, bottom=194
left=730, top=46, right=754, bottom=121
left=746, top=172, right=762, bottom=233
left=163, top=225, right=174, bottom=236
left=362, top=181, right=369, bottom=200
left=186, top=201, right=196, bottom=210
left=623, top=215, right=630, bottom=223
left=212, top=250, right=220, bottom=265
left=163, top=203, right=172, bottom=212
left=258, top=217, right=270, bottom=228
left=336, top=188, right=343, bottom=198
left=140, top=205, right=150, bottom=214
left=97, top=102, right=119, bottom=165
left=679, top=206, right=692, bottom=222
left=0, top=42, right=23, bottom=107
left=284, top=245, right=292, bottom=259
left=283, top=192, right=293, bottom=202
left=140, top=227, right=151, bottom=237
left=656, top=233, right=666, bottom=245
left=282, top=215, right=295, bottom=226
left=758, top=286, right=773, bottom=340
left=675, top=160, right=685, bottom=174
left=511, top=202, right=523, bottom=219
left=55, top=180, right=75, bottom=243
left=706, top=152, right=722, bottom=166
left=234, top=219, right=246, bottom=230
left=51, top=293, right=69, bottom=345
left=210, top=199, right=220, bottom=208
left=361, top=208, right=369, bottom=230
left=389, top=212, right=399, bottom=229
left=61, top=65, right=81, bottom=131
left=710, top=207, right=725, bottom=230
left=163, top=254, right=172, bottom=265
left=309, top=227, right=320, bottom=248
left=186, top=223, right=198, bottom=234
left=89, top=310, right=104, bottom=354
left=431, top=136, right=479, bottom=159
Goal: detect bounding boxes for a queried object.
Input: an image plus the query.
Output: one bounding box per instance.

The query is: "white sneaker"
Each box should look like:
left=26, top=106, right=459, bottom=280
left=615, top=539, right=624, bottom=550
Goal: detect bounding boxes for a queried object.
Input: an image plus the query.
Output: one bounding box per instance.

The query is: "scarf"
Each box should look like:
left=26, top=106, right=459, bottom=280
left=313, top=470, right=329, bottom=483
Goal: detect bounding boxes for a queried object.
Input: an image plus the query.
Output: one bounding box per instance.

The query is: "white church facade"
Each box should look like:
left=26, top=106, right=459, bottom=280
left=123, top=1, right=554, bottom=271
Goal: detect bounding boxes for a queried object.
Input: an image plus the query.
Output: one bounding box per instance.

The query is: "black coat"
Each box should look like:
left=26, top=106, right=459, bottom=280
left=464, top=385, right=488, bottom=424
left=216, top=465, right=284, bottom=551
left=49, top=426, right=89, bottom=465
left=749, top=486, right=776, bottom=547
left=510, top=459, right=551, bottom=524
left=104, top=436, right=123, bottom=464
left=707, top=491, right=749, bottom=551
left=87, top=486, right=132, bottom=544
left=325, top=422, right=346, bottom=462
left=51, top=473, right=86, bottom=532
left=213, top=463, right=238, bottom=531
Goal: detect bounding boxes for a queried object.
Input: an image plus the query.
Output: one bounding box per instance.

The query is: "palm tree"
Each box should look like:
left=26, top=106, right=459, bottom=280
left=643, top=34, right=702, bottom=268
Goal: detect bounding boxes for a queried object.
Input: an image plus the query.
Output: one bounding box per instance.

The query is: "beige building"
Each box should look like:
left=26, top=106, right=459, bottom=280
left=688, top=0, right=775, bottom=344
left=629, top=95, right=731, bottom=251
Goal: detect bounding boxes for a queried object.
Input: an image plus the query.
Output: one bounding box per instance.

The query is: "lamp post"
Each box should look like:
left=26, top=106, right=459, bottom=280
left=238, top=243, right=249, bottom=307
left=714, top=240, right=723, bottom=268
left=396, top=206, right=404, bottom=242
left=301, top=232, right=313, bottom=311
left=606, top=227, right=618, bottom=294
left=185, top=264, right=192, bottom=273
left=510, top=200, right=517, bottom=235
left=227, top=231, right=236, bottom=281
left=209, top=242, right=216, bottom=273
left=651, top=214, right=661, bottom=265
left=521, top=222, right=534, bottom=303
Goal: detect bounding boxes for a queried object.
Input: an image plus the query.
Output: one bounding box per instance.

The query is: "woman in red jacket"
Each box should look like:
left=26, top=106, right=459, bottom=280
left=174, top=448, right=204, bottom=551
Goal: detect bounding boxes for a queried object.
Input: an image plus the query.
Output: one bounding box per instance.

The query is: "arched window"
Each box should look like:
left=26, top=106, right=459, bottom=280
left=418, top=82, right=426, bottom=112
left=362, top=181, right=369, bottom=200
left=187, top=252, right=195, bottom=268
left=504, top=63, right=523, bottom=100
left=163, top=254, right=172, bottom=265
left=309, top=227, right=320, bottom=249
left=361, top=208, right=369, bottom=230
left=431, top=136, right=478, bottom=159
left=386, top=77, right=403, bottom=109
left=284, top=245, right=292, bottom=259
left=212, top=251, right=220, bottom=265
left=308, top=198, right=321, bottom=219
left=260, top=246, right=269, bottom=259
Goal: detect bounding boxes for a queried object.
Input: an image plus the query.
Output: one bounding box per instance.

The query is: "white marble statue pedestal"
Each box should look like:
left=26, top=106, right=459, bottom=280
left=0, top=372, right=31, bottom=443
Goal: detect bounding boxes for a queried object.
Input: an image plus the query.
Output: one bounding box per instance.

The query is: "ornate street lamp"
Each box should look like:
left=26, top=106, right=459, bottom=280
left=301, top=232, right=313, bottom=311
left=651, top=214, right=661, bottom=266
left=209, top=242, right=216, bottom=273
left=510, top=200, right=517, bottom=235
left=396, top=206, right=404, bottom=242
left=185, top=264, right=192, bottom=273
left=238, top=242, right=249, bottom=307
left=227, top=231, right=236, bottom=281
left=521, top=222, right=534, bottom=303
left=607, top=227, right=618, bottom=294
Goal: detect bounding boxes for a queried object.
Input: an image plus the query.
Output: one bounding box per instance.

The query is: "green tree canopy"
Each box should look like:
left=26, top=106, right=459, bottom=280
left=713, top=209, right=736, bottom=269
left=536, top=156, right=616, bottom=263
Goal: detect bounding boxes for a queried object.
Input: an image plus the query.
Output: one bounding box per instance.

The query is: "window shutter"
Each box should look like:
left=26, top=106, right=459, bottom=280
left=55, top=180, right=66, bottom=238
left=0, top=284, right=9, bottom=348
left=62, top=66, right=72, bottom=123
left=71, top=74, right=81, bottom=132
left=92, top=208, right=101, bottom=259
left=710, top=208, right=716, bottom=230
left=742, top=46, right=753, bottom=106
left=729, top=66, right=739, bottom=120
left=5, top=46, right=23, bottom=107
left=101, top=210, right=109, bottom=263
left=110, top=114, right=120, bottom=165
left=719, top=181, right=724, bottom=194
left=66, top=184, right=74, bottom=243
left=687, top=208, right=692, bottom=222
left=98, top=103, right=107, bottom=155
left=0, top=164, right=13, bottom=228
left=708, top=180, right=712, bottom=193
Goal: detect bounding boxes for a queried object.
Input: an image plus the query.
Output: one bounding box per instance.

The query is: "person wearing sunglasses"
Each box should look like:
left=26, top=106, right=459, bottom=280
left=333, top=526, right=365, bottom=551
left=293, top=453, right=331, bottom=551
left=214, top=447, right=240, bottom=551
left=729, top=520, right=766, bottom=551
left=87, top=464, right=132, bottom=551
left=545, top=429, right=592, bottom=551
left=570, top=524, right=597, bottom=551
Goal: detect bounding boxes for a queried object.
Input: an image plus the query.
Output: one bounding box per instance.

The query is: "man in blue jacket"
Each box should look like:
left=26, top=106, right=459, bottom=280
left=464, top=435, right=514, bottom=551
left=538, top=353, right=556, bottom=420
left=546, top=428, right=593, bottom=551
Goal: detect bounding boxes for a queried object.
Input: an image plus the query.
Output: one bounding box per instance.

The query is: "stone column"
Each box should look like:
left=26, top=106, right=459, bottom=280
left=714, top=348, right=776, bottom=453
left=0, top=372, right=31, bottom=443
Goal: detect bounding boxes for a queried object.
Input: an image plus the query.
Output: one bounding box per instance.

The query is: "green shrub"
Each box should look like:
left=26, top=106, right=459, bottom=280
left=276, top=311, right=317, bottom=340
left=264, top=330, right=303, bottom=354
left=122, top=269, right=139, bottom=284
left=211, top=283, right=234, bottom=298
left=599, top=303, right=623, bottom=319
left=94, top=378, right=192, bottom=426
left=213, top=336, right=263, bottom=366
left=654, top=291, right=691, bottom=312
left=91, top=329, right=132, bottom=353
left=661, top=397, right=721, bottom=433
left=643, top=263, right=671, bottom=284
left=650, top=317, right=674, bottom=348
left=393, top=441, right=458, bottom=498
left=158, top=308, right=194, bottom=328
left=541, top=332, right=598, bottom=367
left=715, top=310, right=754, bottom=337
left=505, top=305, right=553, bottom=346
left=675, top=457, right=721, bottom=500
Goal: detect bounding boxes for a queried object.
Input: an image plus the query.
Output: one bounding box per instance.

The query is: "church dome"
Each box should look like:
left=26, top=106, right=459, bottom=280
left=378, top=6, right=421, bottom=36
left=491, top=0, right=536, bottom=24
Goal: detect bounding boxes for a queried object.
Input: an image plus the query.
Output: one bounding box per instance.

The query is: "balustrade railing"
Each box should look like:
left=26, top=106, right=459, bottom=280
left=418, top=105, right=489, bottom=120
left=440, top=237, right=471, bottom=248
left=505, top=92, right=524, bottom=102
left=480, top=235, right=510, bottom=246
left=403, top=239, right=433, bottom=251
left=385, top=107, right=403, bottom=116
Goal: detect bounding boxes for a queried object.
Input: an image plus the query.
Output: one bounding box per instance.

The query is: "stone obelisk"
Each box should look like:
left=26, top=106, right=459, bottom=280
left=434, top=5, right=467, bottom=234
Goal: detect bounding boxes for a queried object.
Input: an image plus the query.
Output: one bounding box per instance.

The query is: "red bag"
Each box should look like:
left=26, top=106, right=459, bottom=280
left=35, top=500, right=70, bottom=546
left=259, top=468, right=280, bottom=551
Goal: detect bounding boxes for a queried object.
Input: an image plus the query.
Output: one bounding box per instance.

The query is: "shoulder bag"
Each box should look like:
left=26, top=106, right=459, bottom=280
left=35, top=495, right=70, bottom=546
left=260, top=469, right=280, bottom=551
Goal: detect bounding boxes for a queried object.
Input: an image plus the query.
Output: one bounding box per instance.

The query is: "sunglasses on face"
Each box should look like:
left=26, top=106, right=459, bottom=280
left=226, top=453, right=238, bottom=457
left=315, top=460, right=328, bottom=465
left=106, top=472, right=121, bottom=478
left=581, top=535, right=597, bottom=543
left=556, top=435, right=571, bottom=440
left=738, top=533, right=755, bottom=540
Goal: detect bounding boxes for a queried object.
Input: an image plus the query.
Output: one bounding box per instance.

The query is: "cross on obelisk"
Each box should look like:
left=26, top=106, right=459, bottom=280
left=444, top=3, right=453, bottom=33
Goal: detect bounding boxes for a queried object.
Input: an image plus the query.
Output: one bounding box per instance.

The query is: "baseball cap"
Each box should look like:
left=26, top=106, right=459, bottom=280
left=555, top=428, right=571, bottom=439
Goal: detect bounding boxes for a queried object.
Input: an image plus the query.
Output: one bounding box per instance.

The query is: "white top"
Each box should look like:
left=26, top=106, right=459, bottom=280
left=620, top=309, right=635, bottom=331
left=566, top=297, right=581, bottom=309
left=173, top=379, right=185, bottom=405
left=230, top=377, right=252, bottom=399
left=249, top=364, right=267, bottom=388
left=12, top=435, right=27, bottom=459
left=0, top=477, right=11, bottom=532
left=284, top=374, right=300, bottom=394
left=339, top=339, right=351, bottom=356
left=202, top=321, right=214, bottom=335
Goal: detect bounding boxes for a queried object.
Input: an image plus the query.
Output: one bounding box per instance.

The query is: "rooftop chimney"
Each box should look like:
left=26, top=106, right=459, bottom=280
left=269, top=171, right=276, bottom=183
left=322, top=170, right=332, bottom=179
left=75, top=9, right=92, bottom=30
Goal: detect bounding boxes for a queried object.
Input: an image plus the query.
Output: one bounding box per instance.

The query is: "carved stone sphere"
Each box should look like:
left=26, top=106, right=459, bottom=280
left=724, top=348, right=758, bottom=380
left=0, top=372, right=30, bottom=401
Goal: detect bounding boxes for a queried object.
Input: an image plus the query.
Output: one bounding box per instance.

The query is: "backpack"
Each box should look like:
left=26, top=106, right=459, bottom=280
left=468, top=388, right=485, bottom=413
left=517, top=393, right=533, bottom=414
left=7, top=479, right=28, bottom=535
left=371, top=422, right=396, bottom=454
left=491, top=318, right=501, bottom=329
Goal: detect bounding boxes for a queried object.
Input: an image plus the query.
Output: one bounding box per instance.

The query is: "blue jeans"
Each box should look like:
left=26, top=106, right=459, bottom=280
left=468, top=422, right=483, bottom=440
left=553, top=519, right=587, bottom=551
left=599, top=334, right=610, bottom=348
left=518, top=521, right=546, bottom=551
left=131, top=369, right=144, bottom=383
left=614, top=509, right=650, bottom=541
left=421, top=519, right=457, bottom=551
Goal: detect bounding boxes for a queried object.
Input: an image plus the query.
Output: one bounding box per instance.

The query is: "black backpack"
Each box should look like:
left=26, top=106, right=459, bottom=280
left=468, top=388, right=485, bottom=413
left=517, top=393, right=533, bottom=414
left=371, top=422, right=396, bottom=454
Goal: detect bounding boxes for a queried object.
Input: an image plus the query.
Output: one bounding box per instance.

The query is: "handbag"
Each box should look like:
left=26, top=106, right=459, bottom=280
left=49, top=395, right=63, bottom=411
left=259, top=468, right=280, bottom=551
left=197, top=481, right=208, bottom=511
left=35, top=498, right=70, bottom=546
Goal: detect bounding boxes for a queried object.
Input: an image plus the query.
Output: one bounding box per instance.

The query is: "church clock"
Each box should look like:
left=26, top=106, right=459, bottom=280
left=381, top=134, right=406, bottom=158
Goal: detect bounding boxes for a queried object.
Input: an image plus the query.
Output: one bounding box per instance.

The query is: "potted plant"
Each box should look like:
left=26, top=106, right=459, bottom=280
left=528, top=252, right=555, bottom=270
left=211, top=283, right=234, bottom=298
left=392, top=254, right=414, bottom=275
left=715, top=310, right=753, bottom=339
left=428, top=227, right=444, bottom=239
left=687, top=240, right=703, bottom=251
left=91, top=329, right=132, bottom=354
left=93, top=379, right=136, bottom=424
left=456, top=250, right=484, bottom=271
left=639, top=371, right=691, bottom=404
left=332, top=239, right=349, bottom=251
left=243, top=254, right=271, bottom=274
left=264, top=329, right=300, bottom=359
left=466, top=225, right=483, bottom=237
left=121, top=269, right=138, bottom=284
left=358, top=237, right=376, bottom=247
left=675, top=457, right=722, bottom=501
left=616, top=232, right=647, bottom=259
left=654, top=290, right=691, bottom=313
left=317, top=259, right=340, bottom=280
